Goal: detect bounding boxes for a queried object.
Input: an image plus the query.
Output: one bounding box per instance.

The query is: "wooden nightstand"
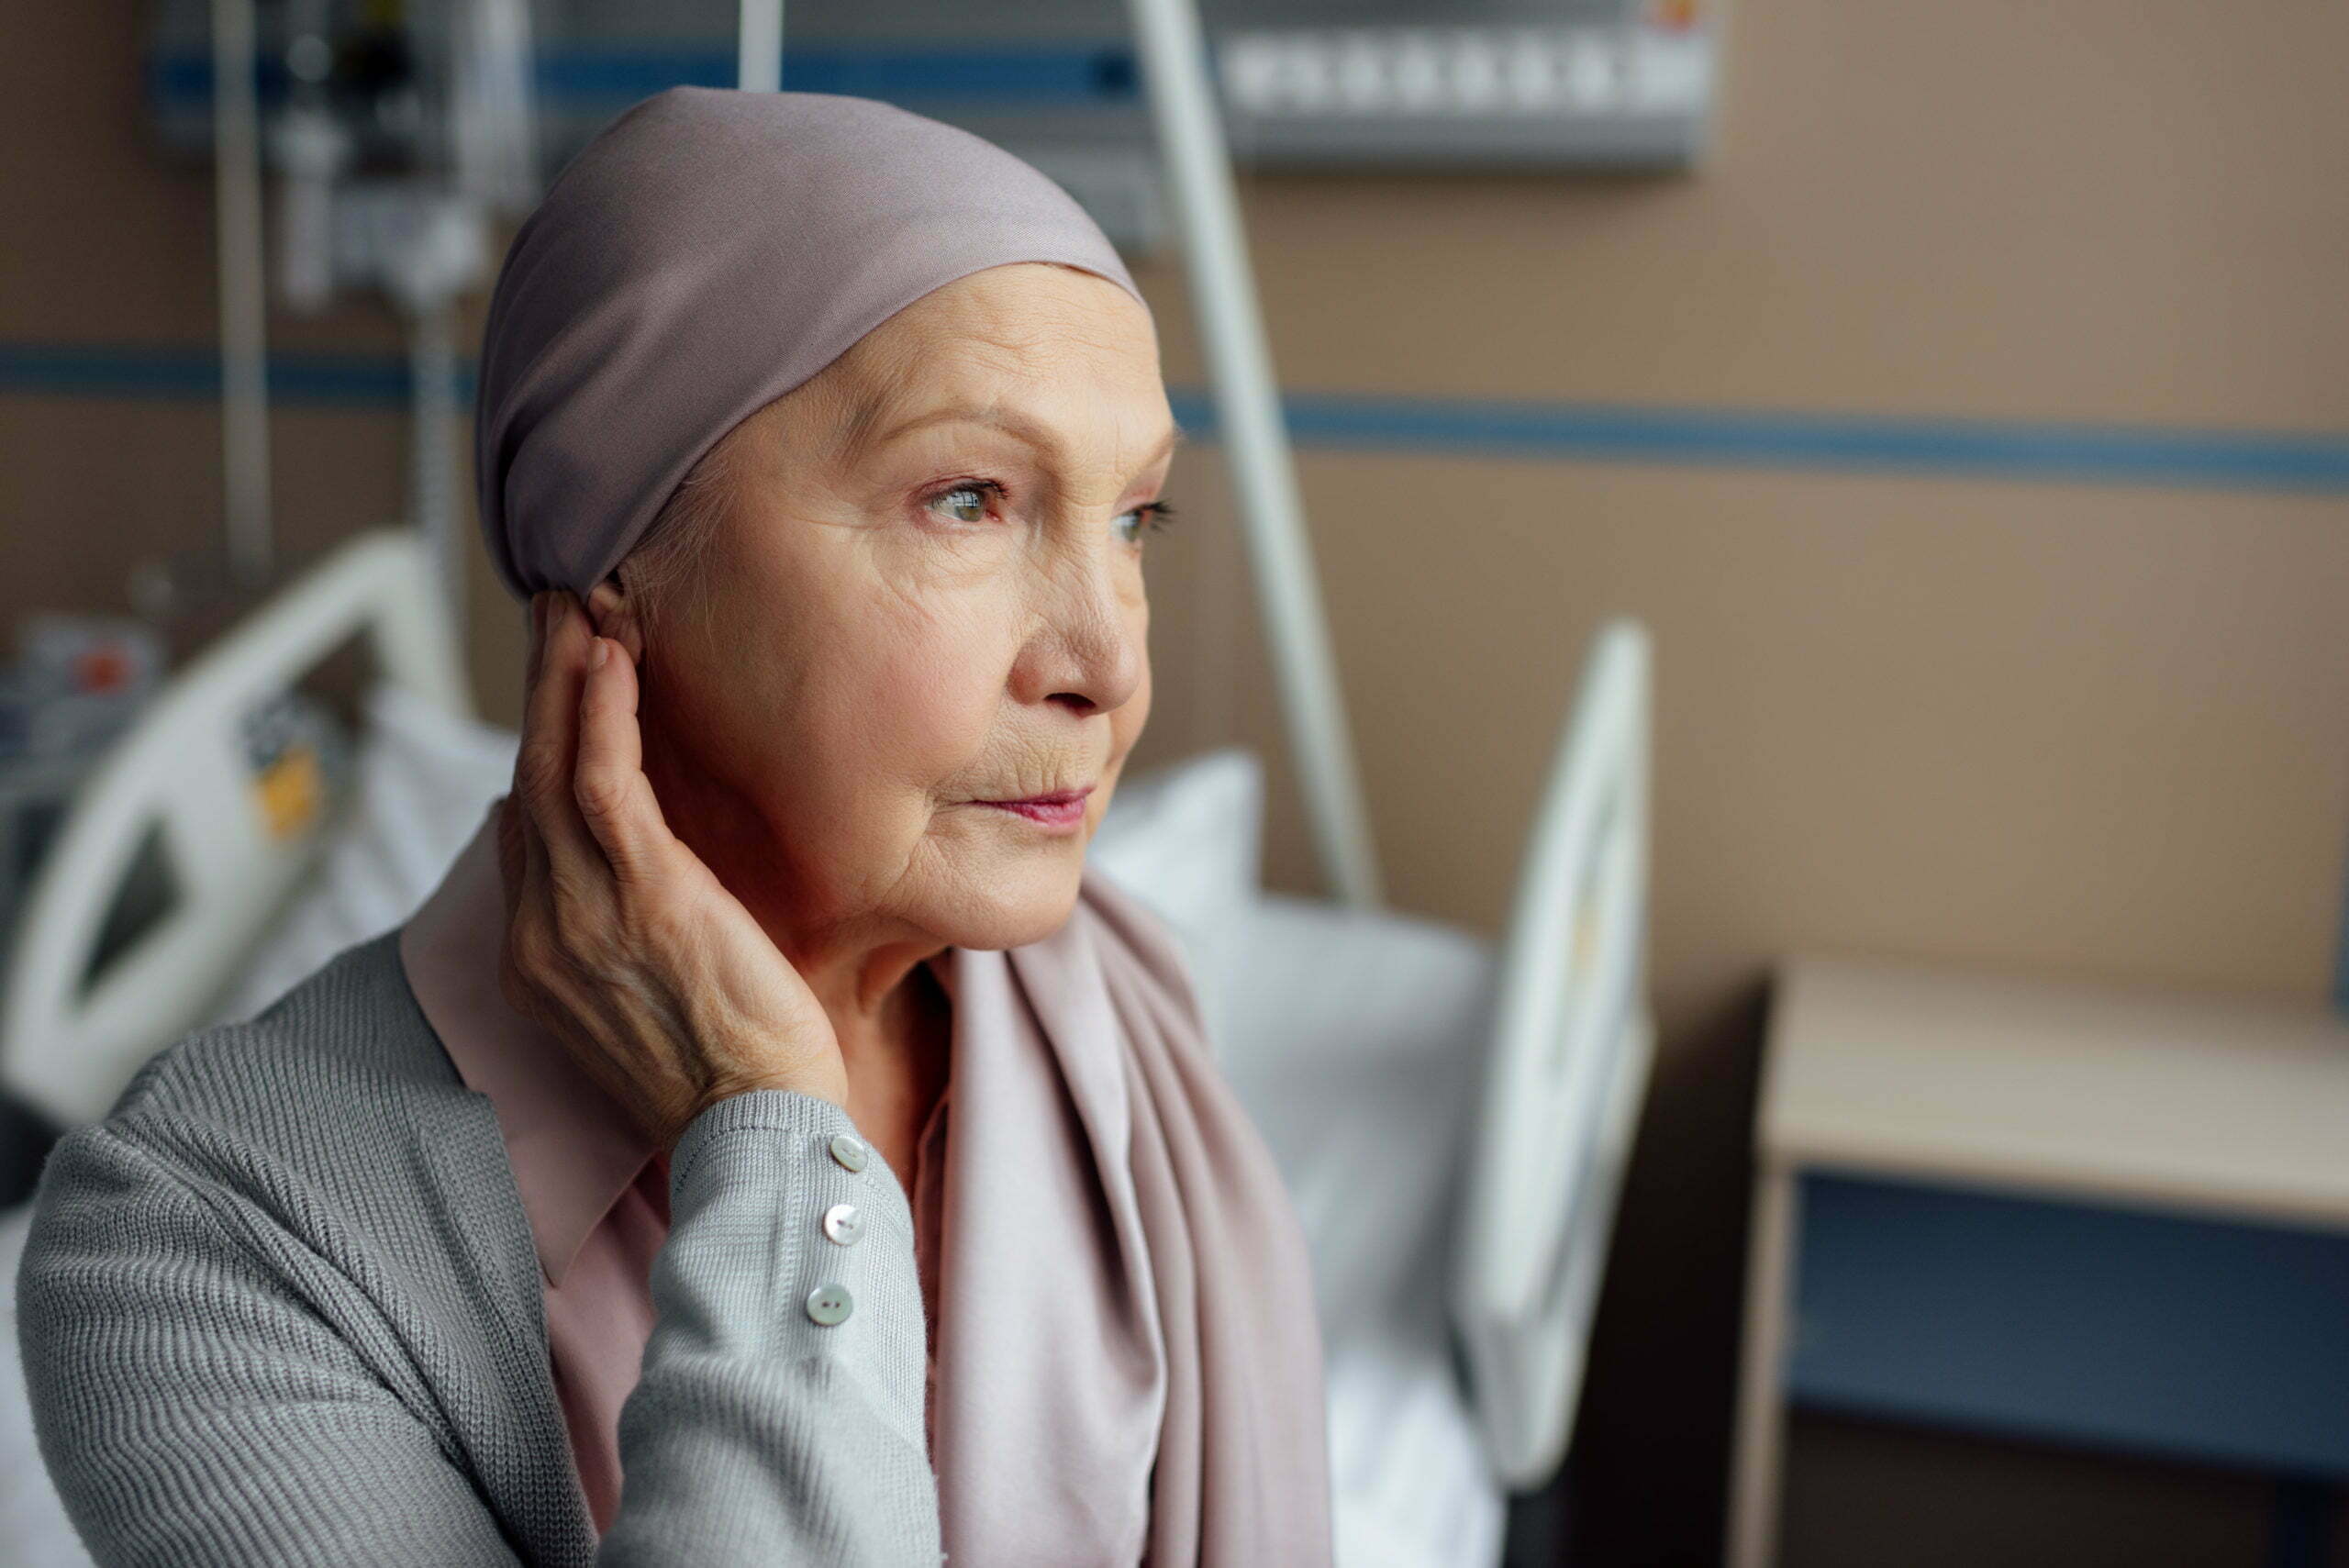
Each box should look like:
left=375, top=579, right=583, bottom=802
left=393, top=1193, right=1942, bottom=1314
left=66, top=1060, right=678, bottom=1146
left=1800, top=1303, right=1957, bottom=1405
left=1728, top=955, right=2349, bottom=1568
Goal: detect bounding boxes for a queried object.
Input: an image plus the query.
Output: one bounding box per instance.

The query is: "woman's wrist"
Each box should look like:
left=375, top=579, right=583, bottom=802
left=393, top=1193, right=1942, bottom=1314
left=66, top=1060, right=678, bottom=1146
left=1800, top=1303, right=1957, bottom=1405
left=666, top=1071, right=848, bottom=1152
left=669, top=1084, right=876, bottom=1191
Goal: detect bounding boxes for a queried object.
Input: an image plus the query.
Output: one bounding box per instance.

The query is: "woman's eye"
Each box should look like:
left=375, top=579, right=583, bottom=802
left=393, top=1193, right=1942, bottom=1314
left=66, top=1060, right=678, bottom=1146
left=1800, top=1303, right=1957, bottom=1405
left=929, top=482, right=999, bottom=525
left=929, top=483, right=1177, bottom=542
left=1115, top=499, right=1179, bottom=546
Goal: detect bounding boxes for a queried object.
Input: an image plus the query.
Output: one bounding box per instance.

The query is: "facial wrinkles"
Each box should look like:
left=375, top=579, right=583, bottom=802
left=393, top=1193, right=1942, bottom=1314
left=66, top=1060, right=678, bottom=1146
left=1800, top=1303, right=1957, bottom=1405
left=751, top=443, right=1017, bottom=917
left=653, top=263, right=1166, bottom=958
left=837, top=320, right=1158, bottom=780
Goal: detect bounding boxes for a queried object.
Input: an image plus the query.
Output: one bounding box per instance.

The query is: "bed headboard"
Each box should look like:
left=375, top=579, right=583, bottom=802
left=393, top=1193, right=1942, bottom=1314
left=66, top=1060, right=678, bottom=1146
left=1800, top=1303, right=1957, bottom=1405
left=0, top=528, right=470, bottom=1127
left=1452, top=617, right=1655, bottom=1490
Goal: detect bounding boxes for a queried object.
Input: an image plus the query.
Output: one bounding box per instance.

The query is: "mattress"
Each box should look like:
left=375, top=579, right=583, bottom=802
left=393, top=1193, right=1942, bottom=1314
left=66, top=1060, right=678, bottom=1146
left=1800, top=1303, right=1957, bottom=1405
left=1217, top=891, right=1507, bottom=1568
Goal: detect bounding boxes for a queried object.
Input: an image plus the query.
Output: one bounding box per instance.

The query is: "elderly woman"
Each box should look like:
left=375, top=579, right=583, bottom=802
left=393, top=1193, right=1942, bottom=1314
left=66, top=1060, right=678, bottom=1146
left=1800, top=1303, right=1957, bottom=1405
left=18, top=88, right=1331, bottom=1566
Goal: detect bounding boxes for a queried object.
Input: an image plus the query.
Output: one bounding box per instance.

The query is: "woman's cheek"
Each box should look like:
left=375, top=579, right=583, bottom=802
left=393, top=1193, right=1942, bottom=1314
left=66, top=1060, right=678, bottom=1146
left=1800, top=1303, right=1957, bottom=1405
left=867, top=628, right=998, bottom=790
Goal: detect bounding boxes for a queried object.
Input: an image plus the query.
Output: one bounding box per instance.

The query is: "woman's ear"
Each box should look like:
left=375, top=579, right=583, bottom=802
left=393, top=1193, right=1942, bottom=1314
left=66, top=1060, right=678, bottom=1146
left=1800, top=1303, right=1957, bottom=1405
left=584, top=573, right=649, bottom=663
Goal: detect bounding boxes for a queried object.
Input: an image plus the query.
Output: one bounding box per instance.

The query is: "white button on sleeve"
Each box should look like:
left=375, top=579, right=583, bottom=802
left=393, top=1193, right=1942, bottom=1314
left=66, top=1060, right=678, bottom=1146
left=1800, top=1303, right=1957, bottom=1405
left=827, top=1132, right=871, bottom=1173
left=806, top=1283, right=854, bottom=1326
left=823, top=1202, right=865, bottom=1245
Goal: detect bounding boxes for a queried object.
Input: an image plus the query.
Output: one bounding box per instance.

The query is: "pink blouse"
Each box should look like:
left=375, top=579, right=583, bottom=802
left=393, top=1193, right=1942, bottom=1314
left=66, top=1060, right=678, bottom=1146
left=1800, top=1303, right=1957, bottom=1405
left=397, top=811, right=952, bottom=1532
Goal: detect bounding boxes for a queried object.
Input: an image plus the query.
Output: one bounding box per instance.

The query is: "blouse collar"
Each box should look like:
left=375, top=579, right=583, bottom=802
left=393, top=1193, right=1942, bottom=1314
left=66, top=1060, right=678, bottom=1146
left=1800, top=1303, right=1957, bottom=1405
left=398, top=809, right=656, bottom=1287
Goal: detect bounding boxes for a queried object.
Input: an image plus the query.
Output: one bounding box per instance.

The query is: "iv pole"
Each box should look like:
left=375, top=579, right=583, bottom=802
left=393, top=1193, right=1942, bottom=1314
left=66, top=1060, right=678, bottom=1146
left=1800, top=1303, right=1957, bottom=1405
left=210, top=0, right=273, bottom=590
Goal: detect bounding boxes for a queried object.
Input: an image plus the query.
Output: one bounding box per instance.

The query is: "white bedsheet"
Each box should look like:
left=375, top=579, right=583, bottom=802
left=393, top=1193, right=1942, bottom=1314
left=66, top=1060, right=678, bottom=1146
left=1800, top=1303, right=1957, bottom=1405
left=1219, top=892, right=1508, bottom=1568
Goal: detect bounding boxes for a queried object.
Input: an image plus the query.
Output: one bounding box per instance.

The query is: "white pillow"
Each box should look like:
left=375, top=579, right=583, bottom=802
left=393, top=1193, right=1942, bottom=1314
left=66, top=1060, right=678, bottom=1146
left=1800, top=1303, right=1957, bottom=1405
left=1086, top=746, right=1266, bottom=1055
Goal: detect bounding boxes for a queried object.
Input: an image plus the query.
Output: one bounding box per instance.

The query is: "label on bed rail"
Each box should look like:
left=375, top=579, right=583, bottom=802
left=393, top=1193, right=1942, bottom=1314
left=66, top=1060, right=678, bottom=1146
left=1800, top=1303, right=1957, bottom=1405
left=239, top=688, right=351, bottom=842
left=253, top=743, right=326, bottom=840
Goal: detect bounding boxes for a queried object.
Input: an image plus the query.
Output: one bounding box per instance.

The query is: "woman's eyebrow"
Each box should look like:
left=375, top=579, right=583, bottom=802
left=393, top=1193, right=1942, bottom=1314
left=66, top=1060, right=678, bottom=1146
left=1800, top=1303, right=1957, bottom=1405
left=869, top=405, right=1189, bottom=472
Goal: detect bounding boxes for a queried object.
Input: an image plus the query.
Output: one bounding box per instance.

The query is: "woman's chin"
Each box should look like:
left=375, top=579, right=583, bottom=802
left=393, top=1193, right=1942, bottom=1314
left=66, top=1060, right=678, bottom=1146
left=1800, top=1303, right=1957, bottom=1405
left=934, top=849, right=1085, bottom=951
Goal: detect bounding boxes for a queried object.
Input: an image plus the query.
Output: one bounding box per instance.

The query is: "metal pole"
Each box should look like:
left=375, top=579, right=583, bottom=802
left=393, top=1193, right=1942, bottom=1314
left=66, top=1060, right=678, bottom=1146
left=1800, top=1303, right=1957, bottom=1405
left=210, top=0, right=273, bottom=587
left=739, top=0, right=782, bottom=92
left=1124, top=0, right=1383, bottom=909
left=406, top=301, right=463, bottom=623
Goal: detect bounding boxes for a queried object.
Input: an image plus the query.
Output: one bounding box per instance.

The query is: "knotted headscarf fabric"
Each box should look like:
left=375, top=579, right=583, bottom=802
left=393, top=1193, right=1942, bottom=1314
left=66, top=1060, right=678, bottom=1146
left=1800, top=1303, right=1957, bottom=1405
left=473, top=85, right=1147, bottom=600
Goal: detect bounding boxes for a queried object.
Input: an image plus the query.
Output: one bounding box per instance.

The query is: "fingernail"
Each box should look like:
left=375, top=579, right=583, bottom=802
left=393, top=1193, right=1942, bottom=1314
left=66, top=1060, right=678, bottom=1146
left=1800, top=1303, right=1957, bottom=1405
left=590, top=637, right=609, bottom=669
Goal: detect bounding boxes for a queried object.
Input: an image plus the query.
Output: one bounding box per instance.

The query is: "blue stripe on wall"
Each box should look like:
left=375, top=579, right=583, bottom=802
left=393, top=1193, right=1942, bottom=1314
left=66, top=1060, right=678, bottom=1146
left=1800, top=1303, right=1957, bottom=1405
left=1167, top=392, right=2349, bottom=495
left=0, top=343, right=428, bottom=406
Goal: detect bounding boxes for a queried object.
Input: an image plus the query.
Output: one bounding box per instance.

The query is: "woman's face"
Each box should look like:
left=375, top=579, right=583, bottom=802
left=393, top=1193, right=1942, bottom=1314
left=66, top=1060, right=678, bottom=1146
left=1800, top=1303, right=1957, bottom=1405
left=603, top=261, right=1176, bottom=957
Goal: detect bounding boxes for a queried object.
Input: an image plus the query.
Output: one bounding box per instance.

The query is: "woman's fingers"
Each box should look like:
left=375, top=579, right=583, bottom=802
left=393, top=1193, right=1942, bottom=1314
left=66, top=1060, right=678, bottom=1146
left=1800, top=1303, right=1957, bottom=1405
left=573, top=633, right=673, bottom=884
left=493, top=794, right=527, bottom=924
left=508, top=597, right=551, bottom=906
left=514, top=591, right=613, bottom=887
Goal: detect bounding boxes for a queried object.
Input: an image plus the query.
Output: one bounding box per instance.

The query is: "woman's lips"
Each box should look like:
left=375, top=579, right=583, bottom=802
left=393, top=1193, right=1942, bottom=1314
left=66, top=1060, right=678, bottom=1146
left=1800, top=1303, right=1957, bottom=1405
left=975, top=784, right=1094, bottom=830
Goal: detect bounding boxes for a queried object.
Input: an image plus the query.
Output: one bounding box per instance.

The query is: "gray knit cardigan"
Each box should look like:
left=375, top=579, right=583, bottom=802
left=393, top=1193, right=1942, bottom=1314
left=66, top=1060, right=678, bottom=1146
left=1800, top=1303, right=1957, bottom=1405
left=14, top=928, right=944, bottom=1565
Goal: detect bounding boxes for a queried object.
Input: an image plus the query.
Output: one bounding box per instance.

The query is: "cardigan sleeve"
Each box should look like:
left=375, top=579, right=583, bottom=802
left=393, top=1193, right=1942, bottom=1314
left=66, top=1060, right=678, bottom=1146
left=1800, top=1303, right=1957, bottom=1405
left=604, top=1089, right=942, bottom=1563
left=15, top=1088, right=941, bottom=1567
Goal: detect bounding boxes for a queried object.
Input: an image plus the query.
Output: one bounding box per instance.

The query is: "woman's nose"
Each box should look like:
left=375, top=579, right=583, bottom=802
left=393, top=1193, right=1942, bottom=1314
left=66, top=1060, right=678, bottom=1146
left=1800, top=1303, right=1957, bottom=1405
left=1019, top=553, right=1144, bottom=716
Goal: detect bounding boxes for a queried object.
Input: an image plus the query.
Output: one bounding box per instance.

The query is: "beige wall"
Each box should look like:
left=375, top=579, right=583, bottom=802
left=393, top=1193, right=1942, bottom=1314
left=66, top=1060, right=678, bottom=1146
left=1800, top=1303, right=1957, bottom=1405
left=1137, top=6, right=2349, bottom=1558
left=6, top=2, right=2347, bottom=1563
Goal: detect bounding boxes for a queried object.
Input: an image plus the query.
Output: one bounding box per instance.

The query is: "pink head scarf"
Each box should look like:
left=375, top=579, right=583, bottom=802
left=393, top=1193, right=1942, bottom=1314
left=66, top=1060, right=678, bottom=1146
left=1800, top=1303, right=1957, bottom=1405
left=473, top=85, right=1145, bottom=599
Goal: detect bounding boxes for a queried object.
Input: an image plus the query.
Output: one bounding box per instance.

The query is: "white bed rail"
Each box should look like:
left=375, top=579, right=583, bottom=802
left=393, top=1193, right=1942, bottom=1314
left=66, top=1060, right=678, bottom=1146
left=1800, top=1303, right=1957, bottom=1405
left=1453, top=617, right=1655, bottom=1490
left=0, top=529, right=470, bottom=1127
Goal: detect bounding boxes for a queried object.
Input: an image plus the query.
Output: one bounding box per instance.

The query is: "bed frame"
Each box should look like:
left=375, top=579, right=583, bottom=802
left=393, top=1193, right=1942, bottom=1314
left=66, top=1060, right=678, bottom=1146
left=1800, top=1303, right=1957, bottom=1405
left=1455, top=618, right=1654, bottom=1488
left=0, top=531, right=466, bottom=1127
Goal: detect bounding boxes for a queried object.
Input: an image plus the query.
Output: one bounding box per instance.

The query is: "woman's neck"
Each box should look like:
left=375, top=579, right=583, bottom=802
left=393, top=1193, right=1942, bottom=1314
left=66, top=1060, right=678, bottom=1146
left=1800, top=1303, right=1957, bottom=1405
left=818, top=947, right=953, bottom=1185
left=791, top=933, right=948, bottom=1035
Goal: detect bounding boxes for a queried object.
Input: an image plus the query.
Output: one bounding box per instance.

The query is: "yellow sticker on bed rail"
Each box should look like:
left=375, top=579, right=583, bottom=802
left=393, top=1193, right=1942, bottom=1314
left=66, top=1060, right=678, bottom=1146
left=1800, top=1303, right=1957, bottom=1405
left=253, top=742, right=325, bottom=840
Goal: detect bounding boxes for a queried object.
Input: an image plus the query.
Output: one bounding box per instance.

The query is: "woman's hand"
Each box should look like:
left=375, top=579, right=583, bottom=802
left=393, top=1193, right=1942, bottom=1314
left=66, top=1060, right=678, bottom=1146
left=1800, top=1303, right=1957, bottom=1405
left=495, top=590, right=850, bottom=1152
